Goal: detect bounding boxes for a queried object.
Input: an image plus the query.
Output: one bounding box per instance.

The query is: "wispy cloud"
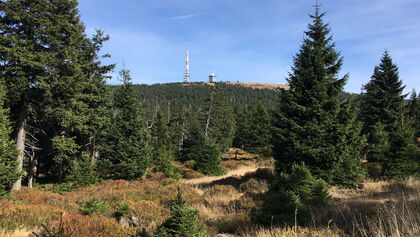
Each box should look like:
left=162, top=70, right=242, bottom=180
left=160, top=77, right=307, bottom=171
left=146, top=12, right=206, bottom=23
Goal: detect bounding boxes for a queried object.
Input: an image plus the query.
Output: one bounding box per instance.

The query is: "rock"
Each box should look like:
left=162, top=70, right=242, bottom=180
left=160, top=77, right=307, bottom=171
left=118, top=215, right=140, bottom=228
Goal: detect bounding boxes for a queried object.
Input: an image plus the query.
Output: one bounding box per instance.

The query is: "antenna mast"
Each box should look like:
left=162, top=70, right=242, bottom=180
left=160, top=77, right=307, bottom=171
left=184, top=48, right=190, bottom=83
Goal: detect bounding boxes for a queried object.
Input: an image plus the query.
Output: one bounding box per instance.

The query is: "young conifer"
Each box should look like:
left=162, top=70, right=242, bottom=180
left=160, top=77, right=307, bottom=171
left=97, top=69, right=152, bottom=180
left=154, top=187, right=207, bottom=237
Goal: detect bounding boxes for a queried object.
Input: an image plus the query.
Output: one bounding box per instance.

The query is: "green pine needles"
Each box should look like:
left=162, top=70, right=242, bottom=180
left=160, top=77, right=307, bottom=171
left=272, top=6, right=364, bottom=186
left=154, top=187, right=207, bottom=237
left=0, top=80, right=19, bottom=197
left=97, top=69, right=152, bottom=180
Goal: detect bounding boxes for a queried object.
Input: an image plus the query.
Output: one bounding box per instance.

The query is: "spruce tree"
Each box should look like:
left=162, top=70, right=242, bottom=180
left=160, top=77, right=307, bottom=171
left=232, top=106, right=249, bottom=149
left=0, top=0, right=50, bottom=189
left=244, top=100, right=272, bottom=157
left=201, top=86, right=235, bottom=152
left=0, top=80, right=19, bottom=197
left=154, top=187, right=207, bottom=237
left=360, top=51, right=407, bottom=139
left=272, top=6, right=363, bottom=185
left=40, top=0, right=89, bottom=183
left=407, top=90, right=420, bottom=139
left=97, top=69, right=152, bottom=180
left=382, top=113, right=418, bottom=178
left=79, top=30, right=115, bottom=165
left=151, top=111, right=181, bottom=179
left=183, top=114, right=224, bottom=175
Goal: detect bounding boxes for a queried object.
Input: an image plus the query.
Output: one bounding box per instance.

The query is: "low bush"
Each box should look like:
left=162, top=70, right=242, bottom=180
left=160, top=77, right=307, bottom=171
left=254, top=164, right=332, bottom=226
left=129, top=200, right=169, bottom=232
left=115, top=202, right=131, bottom=218
left=43, top=214, right=128, bottom=237
left=0, top=204, right=63, bottom=231
left=239, top=178, right=269, bottom=194
left=78, top=198, right=108, bottom=216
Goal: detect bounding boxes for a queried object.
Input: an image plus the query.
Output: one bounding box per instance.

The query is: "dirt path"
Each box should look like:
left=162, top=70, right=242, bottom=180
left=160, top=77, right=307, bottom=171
left=182, top=165, right=262, bottom=186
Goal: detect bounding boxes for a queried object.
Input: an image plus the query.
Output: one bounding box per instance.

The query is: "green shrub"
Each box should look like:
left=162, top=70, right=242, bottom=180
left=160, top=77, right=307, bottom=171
left=115, top=202, right=131, bottom=218
left=254, top=164, right=331, bottom=226
left=65, top=152, right=98, bottom=189
left=78, top=198, right=108, bottom=216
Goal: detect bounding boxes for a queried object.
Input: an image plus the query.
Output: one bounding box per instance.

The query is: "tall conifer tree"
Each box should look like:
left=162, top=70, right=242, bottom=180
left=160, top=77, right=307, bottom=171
left=0, top=0, right=49, bottom=189
left=245, top=100, right=272, bottom=157
left=360, top=51, right=406, bottom=138
left=201, top=86, right=235, bottom=152
left=183, top=114, right=223, bottom=175
left=97, top=69, right=152, bottom=180
left=272, top=6, right=363, bottom=185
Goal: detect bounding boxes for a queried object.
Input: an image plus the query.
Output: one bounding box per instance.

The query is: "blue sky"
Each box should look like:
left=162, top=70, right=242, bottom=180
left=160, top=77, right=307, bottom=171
left=78, top=0, right=420, bottom=93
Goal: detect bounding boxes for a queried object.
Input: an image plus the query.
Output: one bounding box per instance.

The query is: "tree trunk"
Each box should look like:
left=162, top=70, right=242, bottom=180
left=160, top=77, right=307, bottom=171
left=12, top=104, right=26, bottom=190
left=28, top=145, right=37, bottom=188
left=58, top=159, right=63, bottom=184
left=89, top=135, right=96, bottom=165
left=204, top=91, right=214, bottom=137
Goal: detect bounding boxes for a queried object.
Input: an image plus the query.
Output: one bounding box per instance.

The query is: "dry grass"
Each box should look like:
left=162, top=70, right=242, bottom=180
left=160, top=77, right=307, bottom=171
left=182, top=164, right=263, bottom=186
left=240, top=226, right=341, bottom=237
left=222, top=148, right=258, bottom=160
left=0, top=229, right=38, bottom=237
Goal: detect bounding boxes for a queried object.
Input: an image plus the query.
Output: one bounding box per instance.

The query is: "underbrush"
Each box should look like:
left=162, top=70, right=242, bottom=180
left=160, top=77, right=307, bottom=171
left=2, top=175, right=201, bottom=236
left=0, top=160, right=419, bottom=237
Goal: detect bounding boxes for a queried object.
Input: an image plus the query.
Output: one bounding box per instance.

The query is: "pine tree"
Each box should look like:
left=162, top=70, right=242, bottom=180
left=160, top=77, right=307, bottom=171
left=272, top=6, right=363, bottom=185
left=151, top=111, right=181, bottom=179
left=366, top=122, right=389, bottom=162
left=382, top=112, right=418, bottom=178
left=201, top=86, right=235, bottom=152
left=40, top=0, right=89, bottom=184
left=97, top=69, right=152, bottom=180
left=79, top=30, right=115, bottom=165
left=245, top=100, right=272, bottom=157
left=0, top=80, right=19, bottom=197
left=183, top=114, right=224, bottom=175
left=360, top=51, right=407, bottom=139
left=154, top=187, right=207, bottom=237
left=232, top=106, right=249, bottom=149
left=407, top=90, right=420, bottom=138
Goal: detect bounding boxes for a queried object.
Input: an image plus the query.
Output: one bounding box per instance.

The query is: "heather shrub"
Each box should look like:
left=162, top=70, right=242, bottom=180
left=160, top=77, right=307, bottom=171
left=130, top=200, right=169, bottom=232
left=0, top=204, right=63, bottom=231
left=44, top=214, right=128, bottom=237
left=254, top=164, right=331, bottom=226
left=78, top=198, right=108, bottom=216
left=239, top=178, right=269, bottom=194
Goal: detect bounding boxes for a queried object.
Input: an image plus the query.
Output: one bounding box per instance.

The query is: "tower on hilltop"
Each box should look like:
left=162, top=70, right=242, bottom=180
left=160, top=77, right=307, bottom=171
left=184, top=48, right=190, bottom=83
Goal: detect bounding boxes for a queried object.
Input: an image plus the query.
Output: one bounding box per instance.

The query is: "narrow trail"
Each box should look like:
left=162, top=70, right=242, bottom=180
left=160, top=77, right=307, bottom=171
left=182, top=165, right=263, bottom=186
